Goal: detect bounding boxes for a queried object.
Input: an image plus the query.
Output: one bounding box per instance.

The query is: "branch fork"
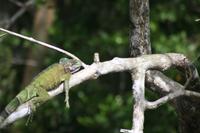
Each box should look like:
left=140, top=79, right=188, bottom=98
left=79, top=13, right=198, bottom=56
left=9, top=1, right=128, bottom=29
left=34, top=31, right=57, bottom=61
left=1, top=53, right=199, bottom=130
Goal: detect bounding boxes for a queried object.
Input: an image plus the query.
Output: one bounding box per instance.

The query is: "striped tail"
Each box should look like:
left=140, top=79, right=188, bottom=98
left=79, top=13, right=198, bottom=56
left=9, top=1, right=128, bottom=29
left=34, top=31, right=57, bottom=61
left=0, top=97, right=20, bottom=124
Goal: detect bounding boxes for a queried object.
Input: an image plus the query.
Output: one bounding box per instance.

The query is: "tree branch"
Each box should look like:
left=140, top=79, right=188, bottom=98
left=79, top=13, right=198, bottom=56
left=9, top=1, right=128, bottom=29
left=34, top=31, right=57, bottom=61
left=146, top=90, right=200, bottom=109
left=0, top=28, right=88, bottom=68
left=6, top=0, right=34, bottom=29
left=130, top=69, right=146, bottom=133
left=9, top=0, right=24, bottom=7
left=1, top=53, right=199, bottom=128
left=145, top=62, right=200, bottom=109
left=145, top=70, right=183, bottom=94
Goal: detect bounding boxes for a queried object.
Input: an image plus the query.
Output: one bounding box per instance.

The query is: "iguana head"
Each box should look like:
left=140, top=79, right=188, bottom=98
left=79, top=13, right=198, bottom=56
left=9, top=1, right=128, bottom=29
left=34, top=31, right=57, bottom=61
left=59, top=58, right=82, bottom=73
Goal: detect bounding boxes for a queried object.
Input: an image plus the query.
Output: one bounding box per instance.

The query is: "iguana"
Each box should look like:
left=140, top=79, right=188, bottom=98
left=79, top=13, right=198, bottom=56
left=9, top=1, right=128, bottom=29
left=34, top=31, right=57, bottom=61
left=0, top=58, right=82, bottom=124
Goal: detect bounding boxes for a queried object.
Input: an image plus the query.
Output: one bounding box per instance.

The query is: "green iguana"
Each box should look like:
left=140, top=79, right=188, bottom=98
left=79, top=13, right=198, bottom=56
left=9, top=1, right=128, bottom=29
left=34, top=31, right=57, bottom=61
left=0, top=58, right=82, bottom=124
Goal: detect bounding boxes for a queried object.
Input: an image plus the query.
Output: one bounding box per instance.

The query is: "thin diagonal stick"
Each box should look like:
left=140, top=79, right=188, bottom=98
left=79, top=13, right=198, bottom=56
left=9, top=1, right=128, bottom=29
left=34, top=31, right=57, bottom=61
left=0, top=33, right=7, bottom=38
left=0, top=28, right=87, bottom=68
left=6, top=0, right=34, bottom=29
left=195, top=19, right=200, bottom=22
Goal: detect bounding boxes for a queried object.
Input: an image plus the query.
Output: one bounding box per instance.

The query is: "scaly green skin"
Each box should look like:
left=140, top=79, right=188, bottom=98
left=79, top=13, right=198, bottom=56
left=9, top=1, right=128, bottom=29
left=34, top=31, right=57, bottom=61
left=0, top=58, right=81, bottom=124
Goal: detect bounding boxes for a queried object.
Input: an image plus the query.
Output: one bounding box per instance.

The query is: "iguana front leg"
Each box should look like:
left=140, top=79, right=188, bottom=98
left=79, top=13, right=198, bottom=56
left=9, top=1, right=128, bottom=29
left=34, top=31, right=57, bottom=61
left=64, top=80, right=70, bottom=108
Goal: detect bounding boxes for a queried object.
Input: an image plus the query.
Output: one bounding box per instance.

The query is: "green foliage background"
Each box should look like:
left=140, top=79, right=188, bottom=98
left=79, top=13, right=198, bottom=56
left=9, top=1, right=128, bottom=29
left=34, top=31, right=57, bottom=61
left=0, top=0, right=199, bottom=133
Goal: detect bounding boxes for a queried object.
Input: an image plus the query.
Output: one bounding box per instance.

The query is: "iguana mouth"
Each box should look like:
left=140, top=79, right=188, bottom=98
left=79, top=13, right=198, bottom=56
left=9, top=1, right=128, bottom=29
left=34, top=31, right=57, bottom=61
left=70, top=66, right=81, bottom=74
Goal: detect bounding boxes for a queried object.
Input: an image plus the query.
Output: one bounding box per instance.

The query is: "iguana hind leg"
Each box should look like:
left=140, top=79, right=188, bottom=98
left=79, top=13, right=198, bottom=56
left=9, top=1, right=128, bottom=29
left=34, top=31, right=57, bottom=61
left=24, top=87, right=50, bottom=126
left=30, top=87, right=50, bottom=109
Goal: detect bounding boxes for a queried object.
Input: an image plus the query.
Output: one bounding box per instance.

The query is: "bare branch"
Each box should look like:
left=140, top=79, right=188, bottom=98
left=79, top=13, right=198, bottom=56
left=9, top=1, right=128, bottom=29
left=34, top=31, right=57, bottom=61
left=146, top=53, right=199, bottom=95
left=0, top=28, right=88, bottom=68
left=9, top=0, right=24, bottom=7
left=1, top=53, right=198, bottom=128
left=94, top=53, right=100, bottom=63
left=146, top=67, right=200, bottom=110
left=195, top=19, right=200, bottom=22
left=6, top=0, right=34, bottom=29
left=129, top=69, right=146, bottom=133
left=0, top=33, right=7, bottom=38
left=146, top=70, right=184, bottom=94
left=146, top=90, right=200, bottom=109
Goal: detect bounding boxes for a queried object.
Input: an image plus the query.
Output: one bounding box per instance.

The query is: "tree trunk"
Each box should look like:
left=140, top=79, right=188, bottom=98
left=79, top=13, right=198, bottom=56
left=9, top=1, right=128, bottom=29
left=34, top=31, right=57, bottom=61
left=129, top=0, right=151, bottom=56
left=129, top=0, right=200, bottom=133
left=129, top=0, right=151, bottom=132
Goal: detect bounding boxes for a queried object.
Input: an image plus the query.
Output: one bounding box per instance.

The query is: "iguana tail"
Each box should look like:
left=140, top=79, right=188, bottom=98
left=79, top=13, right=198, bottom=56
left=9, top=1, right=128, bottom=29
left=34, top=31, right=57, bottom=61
left=0, top=97, right=20, bottom=124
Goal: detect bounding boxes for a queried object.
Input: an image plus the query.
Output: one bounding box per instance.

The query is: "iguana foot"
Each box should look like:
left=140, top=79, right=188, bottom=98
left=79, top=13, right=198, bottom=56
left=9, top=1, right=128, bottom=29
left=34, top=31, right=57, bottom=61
left=28, top=102, right=37, bottom=112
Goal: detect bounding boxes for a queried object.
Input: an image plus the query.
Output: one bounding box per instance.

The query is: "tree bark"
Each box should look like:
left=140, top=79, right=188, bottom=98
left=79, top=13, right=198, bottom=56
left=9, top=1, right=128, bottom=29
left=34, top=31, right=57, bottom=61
left=129, top=0, right=151, bottom=132
left=129, top=0, right=200, bottom=133
left=129, top=0, right=151, bottom=56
